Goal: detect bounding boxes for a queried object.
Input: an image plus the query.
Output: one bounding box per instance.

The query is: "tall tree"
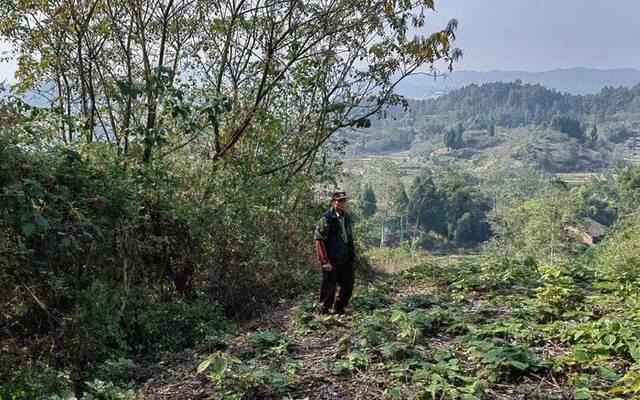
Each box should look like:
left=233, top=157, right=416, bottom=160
left=0, top=0, right=462, bottom=174
left=368, top=159, right=408, bottom=247
left=358, top=183, right=377, bottom=218
left=444, top=128, right=457, bottom=150
left=443, top=125, right=464, bottom=149
left=408, top=174, right=446, bottom=235
left=491, top=178, right=579, bottom=264
left=586, top=124, right=598, bottom=144
left=551, top=115, right=585, bottom=141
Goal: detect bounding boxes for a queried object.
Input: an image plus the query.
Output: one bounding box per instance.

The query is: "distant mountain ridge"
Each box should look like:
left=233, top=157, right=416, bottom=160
left=7, top=67, right=640, bottom=106
left=396, top=67, right=640, bottom=99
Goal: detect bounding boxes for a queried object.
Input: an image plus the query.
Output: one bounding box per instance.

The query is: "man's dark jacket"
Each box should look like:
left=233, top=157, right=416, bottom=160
left=319, top=210, right=356, bottom=265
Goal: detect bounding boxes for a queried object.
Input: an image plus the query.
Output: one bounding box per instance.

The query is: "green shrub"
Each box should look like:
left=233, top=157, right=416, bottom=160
left=350, top=289, right=393, bottom=312
left=355, top=312, right=391, bottom=347
left=133, top=298, right=235, bottom=354
left=0, top=363, right=75, bottom=400
left=245, top=331, right=294, bottom=358
left=332, top=350, right=371, bottom=375
left=464, top=338, right=546, bottom=380
left=94, top=357, right=137, bottom=386
left=377, top=341, right=416, bottom=361
left=390, top=308, right=438, bottom=344
left=531, top=264, right=586, bottom=320
left=197, top=352, right=289, bottom=399
left=592, top=220, right=640, bottom=284
left=81, top=379, right=137, bottom=400
left=1, top=134, right=320, bottom=381
left=413, top=348, right=487, bottom=399
left=402, top=293, right=437, bottom=310
left=564, top=317, right=640, bottom=364
left=65, top=281, right=129, bottom=362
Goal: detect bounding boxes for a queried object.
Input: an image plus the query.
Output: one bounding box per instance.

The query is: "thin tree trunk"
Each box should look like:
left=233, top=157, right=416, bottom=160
left=142, top=0, right=173, bottom=163
left=55, top=72, right=67, bottom=143
left=123, top=17, right=134, bottom=156
left=87, top=57, right=97, bottom=141
left=76, top=31, right=91, bottom=142
left=61, top=72, right=73, bottom=142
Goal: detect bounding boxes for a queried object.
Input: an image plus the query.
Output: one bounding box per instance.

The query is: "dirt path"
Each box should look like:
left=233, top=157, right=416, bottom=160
left=136, top=267, right=437, bottom=399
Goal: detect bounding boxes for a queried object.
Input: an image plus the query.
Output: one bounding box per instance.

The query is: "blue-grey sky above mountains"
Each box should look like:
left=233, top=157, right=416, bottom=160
left=2, top=0, right=640, bottom=82
left=424, top=0, right=640, bottom=72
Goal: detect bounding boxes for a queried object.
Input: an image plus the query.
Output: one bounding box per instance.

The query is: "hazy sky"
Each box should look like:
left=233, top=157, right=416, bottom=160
left=425, top=0, right=640, bottom=72
left=2, top=0, right=640, bottom=82
left=0, top=41, right=16, bottom=82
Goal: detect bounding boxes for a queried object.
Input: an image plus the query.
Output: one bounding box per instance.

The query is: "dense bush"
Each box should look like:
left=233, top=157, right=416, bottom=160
left=0, top=362, right=76, bottom=400
left=487, top=178, right=582, bottom=264
left=0, top=120, right=320, bottom=392
left=591, top=219, right=640, bottom=285
left=408, top=170, right=490, bottom=245
left=133, top=298, right=236, bottom=354
left=550, top=114, right=585, bottom=141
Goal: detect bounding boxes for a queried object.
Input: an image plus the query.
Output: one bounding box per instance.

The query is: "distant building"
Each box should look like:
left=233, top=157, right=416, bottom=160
left=566, top=217, right=606, bottom=245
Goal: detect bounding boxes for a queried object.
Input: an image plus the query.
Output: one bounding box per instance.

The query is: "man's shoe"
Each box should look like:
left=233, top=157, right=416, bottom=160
left=318, top=307, right=331, bottom=315
left=334, top=308, right=347, bottom=315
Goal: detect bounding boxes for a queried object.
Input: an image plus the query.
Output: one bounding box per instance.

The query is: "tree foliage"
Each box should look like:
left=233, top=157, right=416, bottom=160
left=408, top=170, right=489, bottom=245
left=551, top=115, right=585, bottom=141
left=0, top=0, right=461, bottom=171
left=0, top=0, right=463, bottom=393
left=408, top=174, right=445, bottom=234
left=488, top=123, right=495, bottom=136
left=351, top=81, right=640, bottom=154
left=443, top=125, right=464, bottom=149
left=488, top=178, right=580, bottom=264
left=358, top=183, right=378, bottom=218
left=593, top=219, right=640, bottom=284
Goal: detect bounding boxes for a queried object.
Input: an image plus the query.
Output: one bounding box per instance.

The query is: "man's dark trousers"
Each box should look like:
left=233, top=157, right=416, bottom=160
left=319, top=260, right=354, bottom=312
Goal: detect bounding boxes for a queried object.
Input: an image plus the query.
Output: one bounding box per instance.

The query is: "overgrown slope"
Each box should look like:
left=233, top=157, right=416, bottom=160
left=140, top=254, right=640, bottom=399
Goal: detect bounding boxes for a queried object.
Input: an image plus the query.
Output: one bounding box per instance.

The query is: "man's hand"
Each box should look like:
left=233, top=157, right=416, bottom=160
left=322, top=263, right=333, bottom=272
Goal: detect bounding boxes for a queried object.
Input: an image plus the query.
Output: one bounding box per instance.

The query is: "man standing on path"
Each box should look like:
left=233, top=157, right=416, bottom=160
left=314, top=191, right=357, bottom=315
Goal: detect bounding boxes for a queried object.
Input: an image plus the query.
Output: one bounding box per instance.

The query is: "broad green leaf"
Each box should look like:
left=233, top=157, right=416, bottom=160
left=507, top=360, right=528, bottom=371
left=22, top=223, right=36, bottom=236
left=594, top=345, right=611, bottom=356
left=599, top=366, right=620, bottom=382
left=573, top=388, right=592, bottom=400
left=35, top=214, right=49, bottom=228
left=626, top=341, right=640, bottom=362
left=197, top=356, right=212, bottom=374
left=209, top=355, right=228, bottom=377
left=574, top=347, right=591, bottom=363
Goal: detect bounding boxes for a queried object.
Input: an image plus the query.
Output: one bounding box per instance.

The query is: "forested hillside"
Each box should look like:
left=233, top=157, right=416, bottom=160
left=349, top=81, right=640, bottom=166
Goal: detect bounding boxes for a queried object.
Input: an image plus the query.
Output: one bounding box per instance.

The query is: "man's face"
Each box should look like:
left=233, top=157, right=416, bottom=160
left=332, top=198, right=347, bottom=212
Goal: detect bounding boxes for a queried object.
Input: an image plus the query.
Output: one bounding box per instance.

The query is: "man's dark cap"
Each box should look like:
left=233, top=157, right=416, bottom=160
left=331, top=191, right=347, bottom=200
